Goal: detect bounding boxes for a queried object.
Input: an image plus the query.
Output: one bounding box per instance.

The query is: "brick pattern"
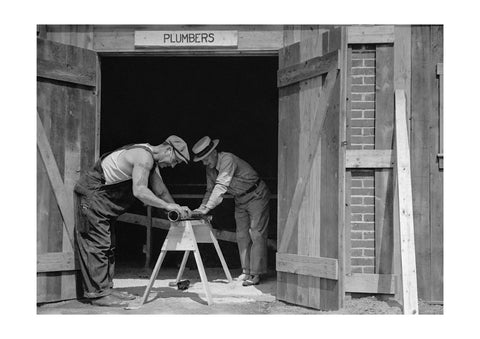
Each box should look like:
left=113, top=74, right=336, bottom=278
left=350, top=170, right=375, bottom=273
left=348, top=47, right=376, bottom=274
left=350, top=48, right=376, bottom=150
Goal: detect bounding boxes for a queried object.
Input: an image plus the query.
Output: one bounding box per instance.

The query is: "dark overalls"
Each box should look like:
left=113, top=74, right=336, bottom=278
left=74, top=145, right=156, bottom=299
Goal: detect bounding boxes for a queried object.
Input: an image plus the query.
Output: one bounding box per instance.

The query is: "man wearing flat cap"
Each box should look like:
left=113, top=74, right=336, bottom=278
left=192, top=136, right=270, bottom=286
left=74, top=135, right=192, bottom=307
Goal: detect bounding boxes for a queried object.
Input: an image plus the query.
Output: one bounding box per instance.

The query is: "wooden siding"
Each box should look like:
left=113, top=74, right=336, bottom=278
left=37, top=38, right=97, bottom=303
left=410, top=25, right=443, bottom=303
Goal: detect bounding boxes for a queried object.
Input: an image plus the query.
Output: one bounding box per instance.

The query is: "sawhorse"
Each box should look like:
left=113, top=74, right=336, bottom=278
left=127, top=218, right=232, bottom=309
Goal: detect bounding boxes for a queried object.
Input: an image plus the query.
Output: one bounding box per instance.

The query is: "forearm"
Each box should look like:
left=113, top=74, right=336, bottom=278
left=204, top=184, right=228, bottom=210
left=201, top=191, right=212, bottom=206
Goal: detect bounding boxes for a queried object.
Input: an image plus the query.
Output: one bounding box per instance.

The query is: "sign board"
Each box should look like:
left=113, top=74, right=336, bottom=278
left=135, top=31, right=238, bottom=48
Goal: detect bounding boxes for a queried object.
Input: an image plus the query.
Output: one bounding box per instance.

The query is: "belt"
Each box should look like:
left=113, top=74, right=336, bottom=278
left=237, top=179, right=262, bottom=197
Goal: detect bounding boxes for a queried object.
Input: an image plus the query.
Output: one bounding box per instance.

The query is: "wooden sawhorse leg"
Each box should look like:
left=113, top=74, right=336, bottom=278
left=210, top=230, right=233, bottom=282
left=174, top=250, right=190, bottom=283
left=126, top=248, right=167, bottom=310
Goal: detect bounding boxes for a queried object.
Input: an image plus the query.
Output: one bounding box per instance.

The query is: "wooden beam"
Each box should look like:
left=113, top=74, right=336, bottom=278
left=394, top=26, right=412, bottom=137
left=346, top=150, right=394, bottom=168
left=37, top=58, right=96, bottom=87
left=278, top=68, right=339, bottom=254
left=375, top=44, right=395, bottom=276
left=117, top=212, right=277, bottom=250
left=345, top=273, right=396, bottom=294
left=276, top=253, right=338, bottom=280
left=347, top=25, right=394, bottom=44
left=37, top=252, right=78, bottom=272
left=277, top=50, right=338, bottom=88
left=394, top=90, right=419, bottom=314
left=337, top=26, right=348, bottom=308
left=37, top=112, right=75, bottom=252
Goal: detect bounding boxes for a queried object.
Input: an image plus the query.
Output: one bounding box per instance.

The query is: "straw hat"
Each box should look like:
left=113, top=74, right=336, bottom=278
left=192, top=136, right=219, bottom=162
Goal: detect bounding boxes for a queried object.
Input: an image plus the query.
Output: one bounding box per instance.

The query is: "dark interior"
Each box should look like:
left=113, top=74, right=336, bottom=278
left=100, top=55, right=278, bottom=270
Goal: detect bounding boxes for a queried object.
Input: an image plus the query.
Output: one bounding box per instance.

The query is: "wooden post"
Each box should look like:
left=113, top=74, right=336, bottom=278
left=394, top=90, right=419, bottom=314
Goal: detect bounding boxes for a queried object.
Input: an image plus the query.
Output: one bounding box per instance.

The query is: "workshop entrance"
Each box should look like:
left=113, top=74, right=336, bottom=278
left=99, top=55, right=279, bottom=274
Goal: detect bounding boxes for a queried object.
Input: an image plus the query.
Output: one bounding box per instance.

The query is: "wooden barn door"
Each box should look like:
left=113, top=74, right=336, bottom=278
left=37, top=38, right=98, bottom=303
left=276, top=27, right=347, bottom=310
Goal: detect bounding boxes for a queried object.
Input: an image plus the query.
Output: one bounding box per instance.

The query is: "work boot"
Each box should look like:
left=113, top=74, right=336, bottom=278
left=90, top=294, right=129, bottom=307
left=110, top=289, right=136, bottom=300
left=237, top=273, right=252, bottom=281
left=242, top=275, right=260, bottom=286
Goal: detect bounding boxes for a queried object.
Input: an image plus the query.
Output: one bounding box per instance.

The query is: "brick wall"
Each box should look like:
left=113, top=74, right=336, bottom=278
left=348, top=46, right=376, bottom=274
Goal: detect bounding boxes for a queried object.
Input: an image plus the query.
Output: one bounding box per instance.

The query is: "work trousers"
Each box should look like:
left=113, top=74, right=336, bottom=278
left=75, top=194, right=117, bottom=299
left=234, top=181, right=270, bottom=276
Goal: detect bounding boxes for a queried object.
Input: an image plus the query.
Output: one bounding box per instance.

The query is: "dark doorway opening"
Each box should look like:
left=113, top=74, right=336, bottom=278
left=100, top=55, right=278, bottom=272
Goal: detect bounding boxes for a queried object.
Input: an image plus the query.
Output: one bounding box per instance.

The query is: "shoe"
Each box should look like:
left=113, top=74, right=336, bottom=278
left=90, top=294, right=129, bottom=307
left=110, top=289, right=136, bottom=300
left=237, top=273, right=252, bottom=281
left=242, top=275, right=260, bottom=286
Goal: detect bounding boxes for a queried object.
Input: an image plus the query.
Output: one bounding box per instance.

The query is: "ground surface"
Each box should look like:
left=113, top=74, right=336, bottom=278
left=37, top=267, right=443, bottom=315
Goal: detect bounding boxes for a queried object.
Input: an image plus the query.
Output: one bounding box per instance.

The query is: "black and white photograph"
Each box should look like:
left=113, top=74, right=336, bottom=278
left=2, top=0, right=479, bottom=337
left=34, top=23, right=443, bottom=315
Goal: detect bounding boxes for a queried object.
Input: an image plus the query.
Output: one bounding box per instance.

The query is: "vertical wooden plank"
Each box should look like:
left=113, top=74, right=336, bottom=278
left=277, top=41, right=300, bottom=305
left=46, top=41, right=67, bottom=301
left=345, top=46, right=353, bottom=279
left=297, top=29, right=327, bottom=309
left=394, top=90, right=419, bottom=314
left=429, top=25, right=444, bottom=303
left=393, top=167, right=403, bottom=302
left=37, top=38, right=97, bottom=303
left=337, top=27, right=348, bottom=308
left=394, top=26, right=411, bottom=137
left=345, top=171, right=352, bottom=275
left=410, top=25, right=432, bottom=301
left=375, top=44, right=395, bottom=275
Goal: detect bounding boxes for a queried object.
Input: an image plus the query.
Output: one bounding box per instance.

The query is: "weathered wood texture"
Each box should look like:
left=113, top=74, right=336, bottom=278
left=395, top=90, right=419, bottom=314
left=346, top=150, right=394, bottom=168
left=37, top=38, right=97, bottom=303
left=42, top=25, right=94, bottom=49
left=96, top=25, right=282, bottom=52
left=277, top=27, right=344, bottom=310
left=375, top=44, right=395, bottom=276
left=345, top=273, right=396, bottom=294
left=347, top=25, right=395, bottom=44
left=410, top=25, right=443, bottom=303
left=276, top=253, right=338, bottom=280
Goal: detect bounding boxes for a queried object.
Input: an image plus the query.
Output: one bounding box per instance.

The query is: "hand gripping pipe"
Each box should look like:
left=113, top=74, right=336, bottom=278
left=167, top=210, right=212, bottom=222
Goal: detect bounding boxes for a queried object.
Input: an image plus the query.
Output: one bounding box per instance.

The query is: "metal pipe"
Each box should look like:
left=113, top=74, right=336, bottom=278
left=167, top=210, right=213, bottom=222
left=167, top=210, right=181, bottom=222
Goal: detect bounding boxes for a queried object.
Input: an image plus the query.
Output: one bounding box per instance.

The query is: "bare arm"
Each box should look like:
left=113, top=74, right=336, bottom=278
left=132, top=158, right=173, bottom=210
left=149, top=168, right=175, bottom=204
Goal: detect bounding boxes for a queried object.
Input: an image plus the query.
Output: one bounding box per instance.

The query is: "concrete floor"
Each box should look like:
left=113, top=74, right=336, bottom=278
left=37, top=266, right=443, bottom=314
left=37, top=267, right=317, bottom=314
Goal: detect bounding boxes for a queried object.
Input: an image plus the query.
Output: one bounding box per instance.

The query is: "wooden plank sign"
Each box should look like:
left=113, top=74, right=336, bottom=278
left=135, top=31, right=238, bottom=48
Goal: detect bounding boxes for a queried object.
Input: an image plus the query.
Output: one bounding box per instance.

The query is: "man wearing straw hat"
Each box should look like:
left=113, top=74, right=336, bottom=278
left=74, top=135, right=192, bottom=307
left=192, top=136, right=270, bottom=286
